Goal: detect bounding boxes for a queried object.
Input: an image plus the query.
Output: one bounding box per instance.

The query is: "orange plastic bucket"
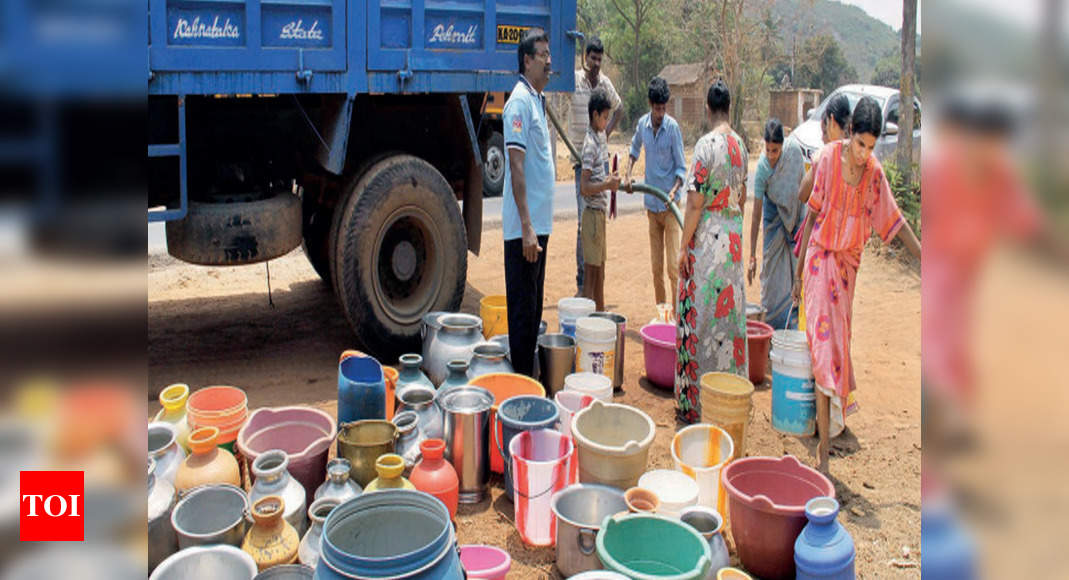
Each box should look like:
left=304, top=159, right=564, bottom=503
left=382, top=366, right=399, bottom=420
left=467, top=373, right=545, bottom=473
left=188, top=386, right=248, bottom=446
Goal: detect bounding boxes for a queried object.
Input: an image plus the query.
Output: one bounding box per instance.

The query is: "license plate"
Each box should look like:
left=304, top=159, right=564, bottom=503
left=496, top=25, right=531, bottom=44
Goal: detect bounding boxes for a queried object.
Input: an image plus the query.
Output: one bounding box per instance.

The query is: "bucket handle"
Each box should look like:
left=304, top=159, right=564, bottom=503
left=577, top=527, right=597, bottom=555
left=784, top=304, right=795, bottom=331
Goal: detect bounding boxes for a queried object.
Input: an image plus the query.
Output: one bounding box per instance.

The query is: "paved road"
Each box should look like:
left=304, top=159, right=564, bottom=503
left=149, top=173, right=755, bottom=255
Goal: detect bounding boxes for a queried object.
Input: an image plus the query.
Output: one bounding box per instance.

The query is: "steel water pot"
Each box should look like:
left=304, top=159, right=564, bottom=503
left=437, top=386, right=494, bottom=503
left=336, top=420, right=397, bottom=488
left=550, top=484, right=628, bottom=577
left=171, top=483, right=249, bottom=549
left=424, top=313, right=483, bottom=385
left=148, top=459, right=178, bottom=572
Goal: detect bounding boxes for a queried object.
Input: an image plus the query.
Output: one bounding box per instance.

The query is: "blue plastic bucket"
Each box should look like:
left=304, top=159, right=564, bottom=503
left=497, top=395, right=559, bottom=500
left=315, top=489, right=462, bottom=579
left=770, top=330, right=816, bottom=437
left=338, top=355, right=385, bottom=426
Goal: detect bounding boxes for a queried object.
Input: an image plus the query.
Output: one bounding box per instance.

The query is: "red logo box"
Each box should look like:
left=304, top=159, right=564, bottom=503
left=19, top=471, right=84, bottom=541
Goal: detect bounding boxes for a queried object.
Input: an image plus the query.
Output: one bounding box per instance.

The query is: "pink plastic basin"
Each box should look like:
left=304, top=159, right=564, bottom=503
left=640, top=323, right=676, bottom=389
left=720, top=455, right=834, bottom=580
left=459, top=544, right=511, bottom=579
left=236, top=406, right=336, bottom=500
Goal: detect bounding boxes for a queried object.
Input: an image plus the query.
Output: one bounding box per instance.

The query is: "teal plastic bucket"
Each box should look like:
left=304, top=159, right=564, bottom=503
left=596, top=513, right=711, bottom=580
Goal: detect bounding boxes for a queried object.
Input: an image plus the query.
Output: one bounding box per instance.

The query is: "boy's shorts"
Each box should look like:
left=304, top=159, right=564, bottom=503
left=581, top=208, right=606, bottom=266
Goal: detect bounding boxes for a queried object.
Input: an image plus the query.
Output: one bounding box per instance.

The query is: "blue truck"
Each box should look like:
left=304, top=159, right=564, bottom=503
left=149, top=0, right=577, bottom=359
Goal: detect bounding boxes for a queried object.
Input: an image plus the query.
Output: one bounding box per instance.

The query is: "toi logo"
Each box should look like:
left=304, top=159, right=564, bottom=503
left=20, top=471, right=84, bottom=541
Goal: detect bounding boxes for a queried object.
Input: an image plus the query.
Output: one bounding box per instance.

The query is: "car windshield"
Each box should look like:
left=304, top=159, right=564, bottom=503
left=812, top=90, right=887, bottom=119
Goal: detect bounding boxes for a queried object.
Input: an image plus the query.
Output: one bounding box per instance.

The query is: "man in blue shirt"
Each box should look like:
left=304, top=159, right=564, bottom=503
left=502, top=27, right=555, bottom=377
left=623, top=76, right=687, bottom=312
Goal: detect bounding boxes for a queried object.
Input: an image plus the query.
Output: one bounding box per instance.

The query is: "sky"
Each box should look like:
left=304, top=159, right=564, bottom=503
left=839, top=0, right=1065, bottom=35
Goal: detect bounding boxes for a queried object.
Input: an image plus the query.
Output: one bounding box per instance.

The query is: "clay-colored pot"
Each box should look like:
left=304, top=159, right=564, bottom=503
left=242, top=495, right=299, bottom=571
left=175, top=426, right=240, bottom=493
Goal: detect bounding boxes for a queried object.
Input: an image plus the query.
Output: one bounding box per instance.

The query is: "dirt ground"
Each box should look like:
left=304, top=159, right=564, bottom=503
left=149, top=205, right=920, bottom=578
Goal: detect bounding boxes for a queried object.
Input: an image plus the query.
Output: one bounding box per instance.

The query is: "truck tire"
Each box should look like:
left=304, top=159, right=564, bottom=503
left=331, top=155, right=467, bottom=359
left=301, top=190, right=332, bottom=282
left=482, top=130, right=505, bottom=197
left=165, top=191, right=302, bottom=265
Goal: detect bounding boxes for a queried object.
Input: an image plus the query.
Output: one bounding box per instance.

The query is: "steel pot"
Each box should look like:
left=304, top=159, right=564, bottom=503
left=254, top=564, right=314, bottom=579
left=336, top=419, right=398, bottom=488
left=424, top=313, right=483, bottom=385
left=248, top=449, right=308, bottom=535
left=391, top=410, right=426, bottom=473
left=171, top=483, right=249, bottom=549
left=150, top=544, right=257, bottom=580
left=438, top=386, right=494, bottom=503
left=148, top=458, right=178, bottom=572
left=397, top=385, right=444, bottom=439
left=551, top=484, right=629, bottom=577
left=467, top=342, right=514, bottom=380
left=148, top=421, right=185, bottom=486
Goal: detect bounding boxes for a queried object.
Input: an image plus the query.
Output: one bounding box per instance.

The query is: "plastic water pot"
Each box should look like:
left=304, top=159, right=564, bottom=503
left=575, top=317, right=617, bottom=378
left=640, top=323, right=677, bottom=389
left=559, top=297, right=596, bottom=337
left=746, top=320, right=774, bottom=386
left=466, top=373, right=544, bottom=474
left=337, top=354, right=386, bottom=425
left=720, top=455, right=834, bottom=580
left=238, top=406, right=336, bottom=501
left=596, top=513, right=711, bottom=580
left=717, top=568, right=753, bottom=580
left=590, top=312, right=627, bottom=389
left=794, top=497, right=856, bottom=580
left=316, top=489, right=462, bottom=580
left=571, top=400, right=655, bottom=489
left=624, top=487, right=660, bottom=514
left=569, top=572, right=630, bottom=580
left=550, top=484, right=628, bottom=577
left=497, top=395, right=560, bottom=500
left=564, top=372, right=613, bottom=402
left=638, top=470, right=699, bottom=518
left=770, top=330, right=816, bottom=436
left=458, top=545, right=511, bottom=580
left=699, top=373, right=754, bottom=461
left=671, top=424, right=734, bottom=514
left=479, top=295, right=508, bottom=340
left=554, top=390, right=595, bottom=439
left=509, top=429, right=576, bottom=546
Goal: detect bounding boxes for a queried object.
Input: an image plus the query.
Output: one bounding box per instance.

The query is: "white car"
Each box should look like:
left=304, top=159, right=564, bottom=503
left=793, top=84, right=921, bottom=168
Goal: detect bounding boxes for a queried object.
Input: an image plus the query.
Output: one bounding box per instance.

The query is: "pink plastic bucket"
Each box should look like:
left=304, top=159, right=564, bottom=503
left=721, top=455, right=834, bottom=580
left=236, top=406, right=336, bottom=500
left=459, top=545, right=511, bottom=579
left=640, top=323, right=676, bottom=389
left=554, top=390, right=594, bottom=439
left=510, top=429, right=577, bottom=546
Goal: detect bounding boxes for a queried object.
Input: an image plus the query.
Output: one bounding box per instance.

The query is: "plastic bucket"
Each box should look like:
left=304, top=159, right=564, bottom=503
left=596, top=513, right=711, bottom=580
left=571, top=400, right=655, bottom=489
left=551, top=484, right=628, bottom=577
left=639, top=323, right=677, bottom=389
left=509, top=429, right=576, bottom=546
left=589, top=312, right=626, bottom=389
left=746, top=321, right=774, bottom=386
left=188, top=386, right=248, bottom=447
left=497, top=396, right=560, bottom=500
left=720, top=455, right=834, bottom=580
left=637, top=470, right=699, bottom=518
left=382, top=366, right=399, bottom=420
left=316, top=489, right=462, bottom=579
left=458, top=545, right=511, bottom=580
left=770, top=330, right=816, bottom=437
left=564, top=372, right=613, bottom=402
left=237, top=406, right=336, bottom=501
left=479, top=296, right=508, bottom=340
left=575, top=317, right=617, bottom=378
left=554, top=390, right=595, bottom=439
left=699, top=373, right=754, bottom=462
left=717, top=568, right=753, bottom=580
left=337, top=354, right=385, bottom=425
left=559, top=297, right=596, bottom=337
left=466, top=373, right=544, bottom=474
left=671, top=424, right=734, bottom=516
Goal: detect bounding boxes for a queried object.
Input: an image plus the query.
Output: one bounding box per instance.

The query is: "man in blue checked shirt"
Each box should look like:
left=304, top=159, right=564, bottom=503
left=623, top=76, right=687, bottom=312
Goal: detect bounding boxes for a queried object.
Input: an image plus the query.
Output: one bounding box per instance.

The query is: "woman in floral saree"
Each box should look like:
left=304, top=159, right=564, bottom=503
left=793, top=97, right=921, bottom=471
left=675, top=80, right=750, bottom=423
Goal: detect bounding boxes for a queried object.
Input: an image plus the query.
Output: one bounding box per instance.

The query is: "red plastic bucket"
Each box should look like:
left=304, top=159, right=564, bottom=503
left=746, top=320, right=774, bottom=386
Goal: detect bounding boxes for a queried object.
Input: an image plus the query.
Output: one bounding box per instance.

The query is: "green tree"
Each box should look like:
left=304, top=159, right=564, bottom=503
left=795, top=34, right=857, bottom=95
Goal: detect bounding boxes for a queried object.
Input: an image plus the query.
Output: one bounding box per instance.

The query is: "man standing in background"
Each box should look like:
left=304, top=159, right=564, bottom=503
left=569, top=36, right=621, bottom=297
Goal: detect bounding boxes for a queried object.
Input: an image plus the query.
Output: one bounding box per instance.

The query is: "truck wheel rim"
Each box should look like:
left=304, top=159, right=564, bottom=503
left=371, top=205, right=443, bottom=325
left=485, top=146, right=504, bottom=184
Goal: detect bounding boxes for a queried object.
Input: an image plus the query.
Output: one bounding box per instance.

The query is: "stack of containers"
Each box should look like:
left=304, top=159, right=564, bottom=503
left=558, top=297, right=596, bottom=338
left=187, top=386, right=249, bottom=453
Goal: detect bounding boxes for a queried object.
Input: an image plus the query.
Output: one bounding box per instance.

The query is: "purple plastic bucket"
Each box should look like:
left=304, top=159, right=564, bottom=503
left=640, top=323, right=676, bottom=389
left=237, top=406, right=336, bottom=500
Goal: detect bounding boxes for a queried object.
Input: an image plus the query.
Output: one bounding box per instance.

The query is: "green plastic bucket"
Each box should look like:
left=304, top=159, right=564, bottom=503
left=596, top=513, right=711, bottom=580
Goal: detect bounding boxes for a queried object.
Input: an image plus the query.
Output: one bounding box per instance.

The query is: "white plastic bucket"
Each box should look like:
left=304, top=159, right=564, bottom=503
left=575, top=317, right=617, bottom=378
left=670, top=424, right=734, bottom=515
left=510, top=429, right=577, bottom=547
left=770, top=330, right=816, bottom=437
left=559, top=297, right=596, bottom=338
left=638, top=469, right=699, bottom=518
left=564, top=372, right=613, bottom=402
left=554, top=390, right=595, bottom=439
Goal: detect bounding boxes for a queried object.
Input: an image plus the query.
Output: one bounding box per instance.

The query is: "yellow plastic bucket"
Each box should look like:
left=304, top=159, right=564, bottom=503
left=699, top=372, right=754, bottom=461
left=479, top=295, right=508, bottom=339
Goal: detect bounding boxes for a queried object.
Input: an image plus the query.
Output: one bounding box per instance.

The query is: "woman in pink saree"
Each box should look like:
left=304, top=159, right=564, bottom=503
left=793, top=97, right=921, bottom=472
